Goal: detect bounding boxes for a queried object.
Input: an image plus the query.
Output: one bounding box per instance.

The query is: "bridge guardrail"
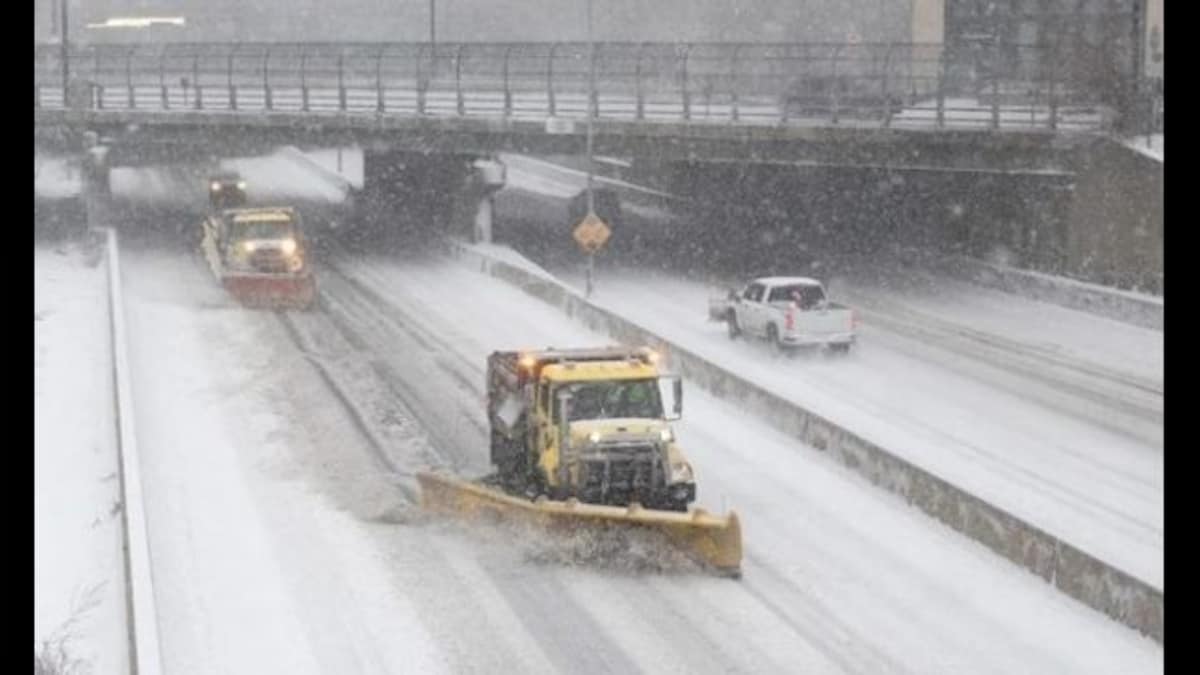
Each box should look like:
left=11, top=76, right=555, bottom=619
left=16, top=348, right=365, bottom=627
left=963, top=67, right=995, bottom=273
left=35, top=41, right=1115, bottom=132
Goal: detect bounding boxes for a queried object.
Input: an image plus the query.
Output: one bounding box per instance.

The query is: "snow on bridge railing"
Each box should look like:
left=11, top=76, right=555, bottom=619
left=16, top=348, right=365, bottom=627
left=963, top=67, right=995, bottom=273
left=35, top=41, right=1115, bottom=132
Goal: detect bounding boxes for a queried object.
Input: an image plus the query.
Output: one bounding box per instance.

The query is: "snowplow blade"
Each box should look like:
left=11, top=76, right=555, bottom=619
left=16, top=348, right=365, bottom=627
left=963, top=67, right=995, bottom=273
left=416, top=471, right=742, bottom=576
left=223, top=273, right=315, bottom=310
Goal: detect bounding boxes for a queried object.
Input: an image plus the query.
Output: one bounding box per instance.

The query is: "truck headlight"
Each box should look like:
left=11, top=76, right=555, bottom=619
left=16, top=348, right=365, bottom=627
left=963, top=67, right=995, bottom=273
left=210, top=181, right=221, bottom=191
left=587, top=430, right=602, bottom=444
left=237, top=181, right=247, bottom=190
left=280, top=238, right=297, bottom=256
left=659, top=428, right=674, bottom=443
left=240, top=241, right=257, bottom=254
left=670, top=462, right=693, bottom=484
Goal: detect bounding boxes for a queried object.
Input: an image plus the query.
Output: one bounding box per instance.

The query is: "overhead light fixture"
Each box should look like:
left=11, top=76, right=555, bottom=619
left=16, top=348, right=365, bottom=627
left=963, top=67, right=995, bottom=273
left=86, top=16, right=186, bottom=29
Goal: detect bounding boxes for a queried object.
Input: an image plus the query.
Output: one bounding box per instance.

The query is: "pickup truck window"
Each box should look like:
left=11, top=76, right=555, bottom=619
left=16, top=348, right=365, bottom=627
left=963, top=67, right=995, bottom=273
left=743, top=284, right=765, bottom=302
left=767, top=284, right=826, bottom=309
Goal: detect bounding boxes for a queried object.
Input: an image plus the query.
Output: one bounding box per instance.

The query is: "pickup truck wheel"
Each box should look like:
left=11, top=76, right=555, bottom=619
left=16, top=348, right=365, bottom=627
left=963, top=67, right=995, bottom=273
left=726, top=314, right=741, bottom=339
left=767, top=324, right=786, bottom=355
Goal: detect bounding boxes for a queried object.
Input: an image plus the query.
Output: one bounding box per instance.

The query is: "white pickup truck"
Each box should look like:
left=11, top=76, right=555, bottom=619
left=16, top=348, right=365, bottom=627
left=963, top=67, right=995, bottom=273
left=709, top=276, right=856, bottom=353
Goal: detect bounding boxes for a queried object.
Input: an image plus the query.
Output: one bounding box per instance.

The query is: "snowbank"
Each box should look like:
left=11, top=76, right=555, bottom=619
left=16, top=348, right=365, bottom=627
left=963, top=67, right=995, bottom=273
left=35, top=155, right=82, bottom=199
left=1123, top=133, right=1163, bottom=162
left=35, top=240, right=128, bottom=674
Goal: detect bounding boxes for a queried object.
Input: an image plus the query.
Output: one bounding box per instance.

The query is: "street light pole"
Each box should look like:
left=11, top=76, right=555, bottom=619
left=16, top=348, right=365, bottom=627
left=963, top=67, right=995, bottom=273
left=60, top=0, right=70, bottom=99
left=585, top=0, right=596, bottom=216
left=429, top=0, right=437, bottom=49
left=584, top=0, right=596, bottom=297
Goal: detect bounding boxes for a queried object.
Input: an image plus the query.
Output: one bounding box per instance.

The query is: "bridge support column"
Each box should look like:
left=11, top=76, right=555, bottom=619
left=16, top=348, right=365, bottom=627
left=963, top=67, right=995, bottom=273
left=80, top=144, right=112, bottom=237
left=462, top=158, right=506, bottom=244
left=1062, top=142, right=1163, bottom=293
left=473, top=194, right=494, bottom=244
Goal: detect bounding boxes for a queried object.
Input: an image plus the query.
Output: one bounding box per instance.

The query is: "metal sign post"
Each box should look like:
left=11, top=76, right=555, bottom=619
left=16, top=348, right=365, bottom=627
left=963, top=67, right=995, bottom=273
left=586, top=0, right=596, bottom=215
left=587, top=250, right=595, bottom=297
left=429, top=0, right=437, bottom=49
left=60, top=0, right=70, bottom=99
left=573, top=212, right=611, bottom=297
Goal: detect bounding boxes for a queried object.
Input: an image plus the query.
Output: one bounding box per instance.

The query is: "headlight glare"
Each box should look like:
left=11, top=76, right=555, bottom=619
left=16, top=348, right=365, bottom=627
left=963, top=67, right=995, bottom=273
left=670, top=462, right=693, bottom=484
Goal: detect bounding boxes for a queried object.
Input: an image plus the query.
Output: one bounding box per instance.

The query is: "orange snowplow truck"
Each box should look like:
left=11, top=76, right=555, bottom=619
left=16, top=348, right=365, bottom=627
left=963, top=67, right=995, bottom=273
left=200, top=207, right=316, bottom=310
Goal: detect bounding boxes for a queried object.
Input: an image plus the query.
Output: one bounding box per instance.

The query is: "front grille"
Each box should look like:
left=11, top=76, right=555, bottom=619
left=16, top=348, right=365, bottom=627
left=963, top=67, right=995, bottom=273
left=579, top=445, right=666, bottom=505
left=250, top=250, right=289, bottom=272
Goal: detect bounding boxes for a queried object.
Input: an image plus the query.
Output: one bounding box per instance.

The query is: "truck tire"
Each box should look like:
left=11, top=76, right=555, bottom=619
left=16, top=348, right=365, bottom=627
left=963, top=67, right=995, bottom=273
left=767, top=324, right=786, bottom=356
left=726, top=312, right=741, bottom=339
left=829, top=342, right=852, bottom=355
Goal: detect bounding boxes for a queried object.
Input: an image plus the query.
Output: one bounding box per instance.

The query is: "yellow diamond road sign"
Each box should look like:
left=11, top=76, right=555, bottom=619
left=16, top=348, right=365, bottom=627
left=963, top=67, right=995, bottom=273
left=573, top=213, right=611, bottom=253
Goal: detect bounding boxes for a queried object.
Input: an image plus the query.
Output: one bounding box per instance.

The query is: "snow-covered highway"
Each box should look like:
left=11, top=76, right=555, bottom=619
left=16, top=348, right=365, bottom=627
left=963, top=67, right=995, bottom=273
left=33, top=146, right=1162, bottom=672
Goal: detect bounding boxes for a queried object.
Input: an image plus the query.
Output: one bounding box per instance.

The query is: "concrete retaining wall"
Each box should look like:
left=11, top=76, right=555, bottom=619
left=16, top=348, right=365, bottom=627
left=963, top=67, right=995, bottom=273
left=450, top=240, right=1163, bottom=643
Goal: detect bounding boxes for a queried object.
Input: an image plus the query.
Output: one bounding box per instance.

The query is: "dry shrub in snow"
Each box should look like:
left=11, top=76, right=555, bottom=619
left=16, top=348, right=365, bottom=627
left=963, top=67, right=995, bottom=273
left=34, top=581, right=106, bottom=675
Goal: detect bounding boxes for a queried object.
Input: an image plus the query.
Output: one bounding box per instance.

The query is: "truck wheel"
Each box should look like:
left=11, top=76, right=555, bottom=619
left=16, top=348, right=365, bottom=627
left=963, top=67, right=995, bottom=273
left=829, top=343, right=852, bottom=355
left=767, top=324, right=786, bottom=356
left=726, top=313, right=741, bottom=339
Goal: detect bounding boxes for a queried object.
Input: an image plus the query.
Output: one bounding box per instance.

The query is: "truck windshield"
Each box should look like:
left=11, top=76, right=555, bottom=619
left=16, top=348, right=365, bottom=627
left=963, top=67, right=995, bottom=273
left=554, top=379, right=663, bottom=421
left=232, top=220, right=293, bottom=241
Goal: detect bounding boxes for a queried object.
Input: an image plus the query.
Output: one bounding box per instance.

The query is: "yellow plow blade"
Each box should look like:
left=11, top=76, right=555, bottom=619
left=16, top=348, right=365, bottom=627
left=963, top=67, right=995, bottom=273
left=416, top=471, right=742, bottom=577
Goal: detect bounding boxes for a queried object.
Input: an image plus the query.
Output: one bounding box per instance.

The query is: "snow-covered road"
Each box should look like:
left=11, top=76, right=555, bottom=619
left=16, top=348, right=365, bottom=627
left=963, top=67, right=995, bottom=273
left=82, top=230, right=1162, bottom=672
left=539, top=262, right=1162, bottom=591
left=317, top=247, right=1162, bottom=672
left=48, top=146, right=1162, bottom=671
left=487, top=150, right=1163, bottom=591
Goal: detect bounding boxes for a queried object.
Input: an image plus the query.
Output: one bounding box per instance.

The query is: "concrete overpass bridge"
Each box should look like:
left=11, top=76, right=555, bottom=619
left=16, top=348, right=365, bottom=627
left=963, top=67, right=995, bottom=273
left=35, top=41, right=1109, bottom=168
left=36, top=41, right=1157, bottom=291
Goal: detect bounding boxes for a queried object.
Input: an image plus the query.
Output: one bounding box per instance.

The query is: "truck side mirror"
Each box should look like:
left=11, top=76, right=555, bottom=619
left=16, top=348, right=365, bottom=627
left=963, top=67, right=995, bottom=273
left=556, top=390, right=573, bottom=486
left=661, top=375, right=683, bottom=421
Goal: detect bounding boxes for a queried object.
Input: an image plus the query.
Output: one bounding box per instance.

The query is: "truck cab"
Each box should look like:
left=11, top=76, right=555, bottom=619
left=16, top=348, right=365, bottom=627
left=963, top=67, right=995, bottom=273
left=488, top=347, right=695, bottom=511
left=207, top=207, right=308, bottom=274
left=208, top=171, right=247, bottom=211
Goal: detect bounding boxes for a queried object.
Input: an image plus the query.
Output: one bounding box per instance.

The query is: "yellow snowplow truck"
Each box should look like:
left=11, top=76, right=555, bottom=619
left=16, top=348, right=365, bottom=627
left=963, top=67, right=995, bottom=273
left=417, top=346, right=742, bottom=576
left=200, top=207, right=316, bottom=310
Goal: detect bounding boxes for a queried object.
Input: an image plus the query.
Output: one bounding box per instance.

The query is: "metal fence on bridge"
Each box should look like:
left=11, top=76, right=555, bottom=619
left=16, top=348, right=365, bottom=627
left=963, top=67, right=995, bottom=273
left=35, top=42, right=1114, bottom=132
